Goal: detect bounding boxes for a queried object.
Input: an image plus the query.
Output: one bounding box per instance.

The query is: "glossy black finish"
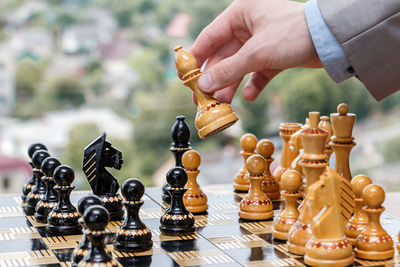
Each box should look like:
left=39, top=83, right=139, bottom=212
left=162, top=116, right=191, bottom=203
left=71, top=195, right=103, bottom=267
left=160, top=167, right=195, bottom=236
left=81, top=205, right=116, bottom=265
left=24, top=150, right=51, bottom=215
left=46, top=165, right=82, bottom=236
left=82, top=132, right=123, bottom=221
left=114, top=178, right=153, bottom=252
left=34, top=157, right=61, bottom=223
left=22, top=143, right=48, bottom=203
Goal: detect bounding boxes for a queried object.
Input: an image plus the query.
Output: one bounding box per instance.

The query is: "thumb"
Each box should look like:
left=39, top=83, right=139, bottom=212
left=198, top=44, right=254, bottom=93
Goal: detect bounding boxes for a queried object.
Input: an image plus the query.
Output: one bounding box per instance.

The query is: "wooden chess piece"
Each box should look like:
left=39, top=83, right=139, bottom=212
left=239, top=155, right=273, bottom=221
left=174, top=45, right=238, bottom=139
left=182, top=150, right=208, bottom=214
left=318, top=116, right=333, bottom=161
left=22, top=143, right=48, bottom=205
left=34, top=157, right=61, bottom=223
left=234, top=133, right=257, bottom=192
left=79, top=205, right=121, bottom=267
left=273, top=123, right=302, bottom=186
left=47, top=165, right=82, bottom=235
left=287, top=112, right=328, bottom=255
left=256, top=139, right=280, bottom=200
left=272, top=170, right=302, bottom=240
left=162, top=116, right=191, bottom=203
left=345, top=174, right=372, bottom=244
left=71, top=195, right=103, bottom=267
left=24, top=150, right=50, bottom=215
left=330, top=103, right=356, bottom=181
left=304, top=167, right=354, bottom=267
left=83, top=133, right=124, bottom=221
left=114, top=178, right=153, bottom=252
left=355, top=184, right=394, bottom=260
left=160, top=167, right=195, bottom=236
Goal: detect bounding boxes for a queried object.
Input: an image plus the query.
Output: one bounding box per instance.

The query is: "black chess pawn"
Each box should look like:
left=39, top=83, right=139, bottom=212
left=162, top=116, right=191, bottom=203
left=160, top=167, right=195, bottom=236
left=47, top=165, right=82, bottom=235
left=114, top=178, right=153, bottom=252
left=79, top=205, right=121, bottom=267
left=71, top=195, right=103, bottom=267
left=34, top=157, right=61, bottom=223
left=22, top=143, right=48, bottom=205
left=24, top=150, right=50, bottom=215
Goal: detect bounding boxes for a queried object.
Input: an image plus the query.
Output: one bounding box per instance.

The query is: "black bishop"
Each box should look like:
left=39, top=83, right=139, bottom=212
left=162, top=116, right=191, bottom=203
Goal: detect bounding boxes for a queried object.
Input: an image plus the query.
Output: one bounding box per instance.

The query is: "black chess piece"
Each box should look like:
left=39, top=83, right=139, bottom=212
left=114, top=178, right=153, bottom=252
left=34, top=157, right=61, bottom=223
left=80, top=205, right=121, bottom=267
left=162, top=116, right=191, bottom=203
left=22, top=143, right=48, bottom=205
left=24, top=150, right=50, bottom=215
left=82, top=133, right=124, bottom=221
left=160, top=167, right=195, bottom=236
left=71, top=195, right=103, bottom=267
left=47, top=165, right=82, bottom=236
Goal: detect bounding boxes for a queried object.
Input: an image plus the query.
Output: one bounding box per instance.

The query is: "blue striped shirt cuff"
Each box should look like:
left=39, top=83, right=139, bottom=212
left=305, top=0, right=354, bottom=83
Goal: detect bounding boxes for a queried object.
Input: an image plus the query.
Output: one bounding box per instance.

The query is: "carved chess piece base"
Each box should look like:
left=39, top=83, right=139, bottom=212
left=305, top=237, right=353, bottom=267
left=197, top=111, right=238, bottom=139
left=233, top=172, right=249, bottom=192
left=272, top=218, right=297, bottom=240
left=114, top=229, right=153, bottom=252
left=184, top=193, right=208, bottom=215
left=159, top=222, right=195, bottom=236
left=100, top=194, right=124, bottom=221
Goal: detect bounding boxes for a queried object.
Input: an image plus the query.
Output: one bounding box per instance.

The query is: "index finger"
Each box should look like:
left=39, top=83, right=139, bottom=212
left=189, top=5, right=236, bottom=67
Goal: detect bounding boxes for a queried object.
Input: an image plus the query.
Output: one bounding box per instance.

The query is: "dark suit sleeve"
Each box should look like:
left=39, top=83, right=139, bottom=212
left=317, top=0, right=400, bottom=100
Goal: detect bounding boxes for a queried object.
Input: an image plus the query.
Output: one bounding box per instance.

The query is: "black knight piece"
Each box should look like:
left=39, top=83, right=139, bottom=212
left=47, top=165, right=82, bottom=236
left=22, top=143, right=48, bottom=204
left=34, top=157, right=61, bottom=223
left=162, top=116, right=191, bottom=203
left=24, top=150, right=50, bottom=215
left=160, top=167, right=195, bottom=236
left=114, top=178, right=153, bottom=252
left=71, top=195, right=103, bottom=267
left=83, top=132, right=124, bottom=221
left=80, top=205, right=121, bottom=267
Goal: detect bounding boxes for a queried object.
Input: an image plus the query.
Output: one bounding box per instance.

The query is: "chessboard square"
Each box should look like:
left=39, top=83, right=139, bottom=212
left=42, top=235, right=81, bottom=250
left=224, top=246, right=290, bottom=264
left=0, top=205, right=25, bottom=218
left=169, top=249, right=236, bottom=266
left=194, top=214, right=236, bottom=228
left=0, top=225, right=40, bottom=241
left=0, top=238, right=47, bottom=252
left=207, top=195, right=242, bottom=206
left=159, top=237, right=216, bottom=253
left=0, top=196, right=22, bottom=206
left=52, top=248, right=74, bottom=262
left=243, top=257, right=304, bottom=267
left=117, top=253, right=176, bottom=266
left=240, top=220, right=273, bottom=235
left=0, top=217, right=32, bottom=228
left=208, top=234, right=270, bottom=250
left=199, top=224, right=252, bottom=238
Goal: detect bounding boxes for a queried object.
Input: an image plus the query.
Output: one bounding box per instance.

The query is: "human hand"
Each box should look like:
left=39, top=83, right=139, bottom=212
left=190, top=0, right=321, bottom=104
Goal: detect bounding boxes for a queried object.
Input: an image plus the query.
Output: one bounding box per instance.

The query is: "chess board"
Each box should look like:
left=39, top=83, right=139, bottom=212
left=0, top=184, right=399, bottom=267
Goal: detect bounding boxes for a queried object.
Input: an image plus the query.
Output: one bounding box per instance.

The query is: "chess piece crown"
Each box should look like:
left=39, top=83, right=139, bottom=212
left=174, top=45, right=238, bottom=139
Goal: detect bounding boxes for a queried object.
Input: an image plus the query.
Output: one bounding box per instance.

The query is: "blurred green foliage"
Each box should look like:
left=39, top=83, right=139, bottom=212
left=380, top=135, right=400, bottom=163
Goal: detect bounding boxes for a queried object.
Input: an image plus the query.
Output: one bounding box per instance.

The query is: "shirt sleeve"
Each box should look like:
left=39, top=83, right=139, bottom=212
left=304, top=0, right=354, bottom=83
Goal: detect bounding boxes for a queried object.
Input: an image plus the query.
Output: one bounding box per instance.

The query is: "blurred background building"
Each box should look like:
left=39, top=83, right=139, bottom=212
left=0, top=0, right=399, bottom=194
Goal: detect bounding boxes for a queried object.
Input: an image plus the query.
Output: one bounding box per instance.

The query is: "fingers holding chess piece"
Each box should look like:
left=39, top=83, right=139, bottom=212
left=239, top=155, right=273, bottom=221
left=273, top=170, right=302, bottom=240
left=22, top=143, right=48, bottom=204
left=160, top=167, right=195, bottom=236
left=345, top=175, right=372, bottom=244
left=79, top=205, right=121, bottom=267
left=47, top=165, right=82, bottom=236
left=182, top=150, right=208, bottom=214
left=234, top=134, right=257, bottom=192
left=71, top=195, right=103, bottom=267
left=174, top=46, right=238, bottom=139
left=34, top=157, right=61, bottom=223
left=355, top=184, right=394, bottom=260
left=24, top=150, right=50, bottom=215
left=256, top=139, right=280, bottom=200
left=114, top=178, right=153, bottom=252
